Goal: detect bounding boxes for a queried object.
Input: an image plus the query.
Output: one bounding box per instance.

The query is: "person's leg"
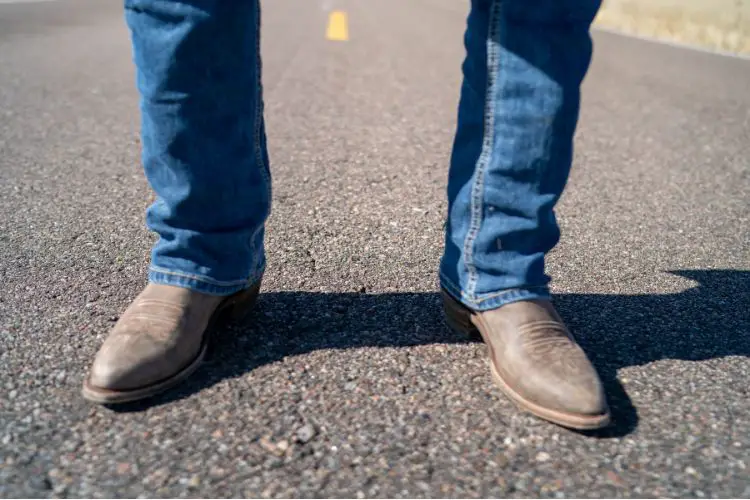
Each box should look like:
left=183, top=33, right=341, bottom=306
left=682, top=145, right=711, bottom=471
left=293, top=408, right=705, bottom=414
left=441, top=0, right=609, bottom=429
left=138, top=0, right=269, bottom=293
left=442, top=0, right=597, bottom=307
left=83, top=0, right=268, bottom=404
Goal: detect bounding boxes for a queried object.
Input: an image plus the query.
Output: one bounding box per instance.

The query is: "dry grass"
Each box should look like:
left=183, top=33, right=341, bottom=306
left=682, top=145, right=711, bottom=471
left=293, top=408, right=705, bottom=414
left=595, top=1, right=750, bottom=55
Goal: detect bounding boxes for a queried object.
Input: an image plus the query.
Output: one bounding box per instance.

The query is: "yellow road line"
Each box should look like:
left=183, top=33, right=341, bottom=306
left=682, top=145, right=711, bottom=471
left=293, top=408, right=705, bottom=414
left=326, top=10, right=349, bottom=41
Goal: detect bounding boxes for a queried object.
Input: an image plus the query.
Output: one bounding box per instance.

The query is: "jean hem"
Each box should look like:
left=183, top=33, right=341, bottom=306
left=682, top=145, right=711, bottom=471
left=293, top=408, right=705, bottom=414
left=439, top=272, right=550, bottom=312
left=149, top=266, right=264, bottom=296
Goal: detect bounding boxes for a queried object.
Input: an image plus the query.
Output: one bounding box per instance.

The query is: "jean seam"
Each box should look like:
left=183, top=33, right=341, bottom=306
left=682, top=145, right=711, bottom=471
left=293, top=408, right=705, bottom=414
left=462, top=0, right=501, bottom=301
left=149, top=265, right=263, bottom=287
left=249, top=0, right=269, bottom=278
left=254, top=0, right=270, bottom=202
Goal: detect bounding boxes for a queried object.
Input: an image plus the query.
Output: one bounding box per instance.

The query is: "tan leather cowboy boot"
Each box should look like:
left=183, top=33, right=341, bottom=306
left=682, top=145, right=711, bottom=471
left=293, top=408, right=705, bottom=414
left=82, top=282, right=260, bottom=404
left=443, top=290, right=610, bottom=430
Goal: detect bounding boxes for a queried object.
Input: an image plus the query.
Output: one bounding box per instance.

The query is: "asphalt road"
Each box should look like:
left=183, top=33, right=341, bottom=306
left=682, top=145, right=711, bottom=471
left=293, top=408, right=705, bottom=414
left=1, top=0, right=749, bottom=497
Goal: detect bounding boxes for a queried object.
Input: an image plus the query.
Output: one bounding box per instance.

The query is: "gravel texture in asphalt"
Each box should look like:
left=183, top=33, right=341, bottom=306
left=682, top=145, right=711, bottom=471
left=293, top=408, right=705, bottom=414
left=1, top=0, right=748, bottom=497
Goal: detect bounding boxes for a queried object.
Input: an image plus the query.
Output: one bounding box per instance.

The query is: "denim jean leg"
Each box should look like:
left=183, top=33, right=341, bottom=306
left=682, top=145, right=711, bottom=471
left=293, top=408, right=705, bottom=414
left=125, top=0, right=270, bottom=296
left=441, top=0, right=600, bottom=311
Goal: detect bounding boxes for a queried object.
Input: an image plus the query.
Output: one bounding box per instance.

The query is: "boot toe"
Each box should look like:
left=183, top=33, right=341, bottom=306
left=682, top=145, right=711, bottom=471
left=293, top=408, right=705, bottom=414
left=88, top=347, right=154, bottom=391
left=555, top=377, right=608, bottom=417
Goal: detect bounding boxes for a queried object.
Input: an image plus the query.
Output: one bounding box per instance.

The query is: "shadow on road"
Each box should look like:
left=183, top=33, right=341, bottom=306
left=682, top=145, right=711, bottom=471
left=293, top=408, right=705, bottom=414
left=112, top=269, right=749, bottom=438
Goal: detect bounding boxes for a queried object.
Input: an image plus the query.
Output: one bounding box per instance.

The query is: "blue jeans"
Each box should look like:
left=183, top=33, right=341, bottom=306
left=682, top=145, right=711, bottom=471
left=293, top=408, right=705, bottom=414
left=126, top=0, right=600, bottom=310
left=440, top=0, right=600, bottom=310
left=127, top=0, right=269, bottom=296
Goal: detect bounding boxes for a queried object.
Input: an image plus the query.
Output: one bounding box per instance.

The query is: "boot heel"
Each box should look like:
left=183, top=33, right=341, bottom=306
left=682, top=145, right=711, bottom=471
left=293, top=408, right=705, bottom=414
left=217, top=281, right=262, bottom=323
left=441, top=290, right=481, bottom=340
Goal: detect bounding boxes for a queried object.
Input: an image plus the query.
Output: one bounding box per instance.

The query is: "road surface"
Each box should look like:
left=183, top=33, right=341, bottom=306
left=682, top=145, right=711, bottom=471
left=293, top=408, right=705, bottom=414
left=1, top=0, right=749, bottom=497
